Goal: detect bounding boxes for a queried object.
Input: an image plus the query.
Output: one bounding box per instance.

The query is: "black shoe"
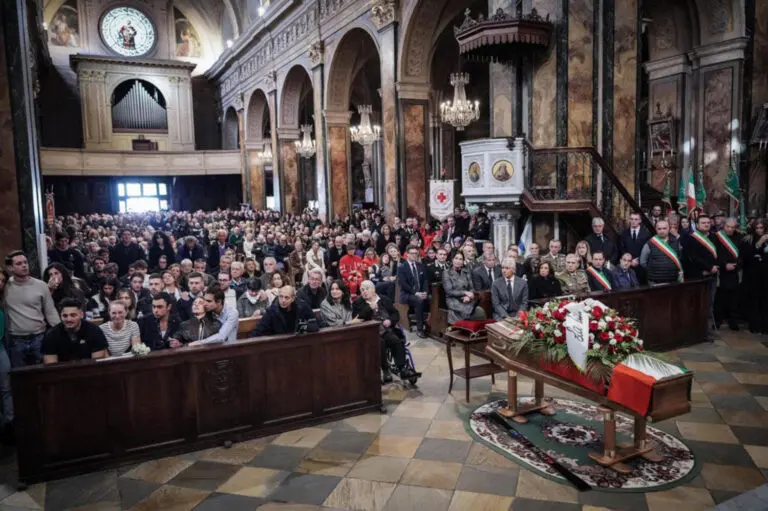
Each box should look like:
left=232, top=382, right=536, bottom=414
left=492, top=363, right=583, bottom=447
left=416, top=330, right=427, bottom=339
left=382, top=370, right=393, bottom=384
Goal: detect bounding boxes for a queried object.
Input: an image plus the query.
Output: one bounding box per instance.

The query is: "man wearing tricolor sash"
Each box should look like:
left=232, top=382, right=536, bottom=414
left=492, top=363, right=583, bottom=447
left=640, top=220, right=684, bottom=285
left=714, top=218, right=741, bottom=330
left=585, top=252, right=615, bottom=292
left=682, top=214, right=719, bottom=330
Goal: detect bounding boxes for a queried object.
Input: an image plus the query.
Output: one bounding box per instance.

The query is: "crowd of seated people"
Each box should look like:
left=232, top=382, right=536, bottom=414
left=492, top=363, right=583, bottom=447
left=0, top=204, right=766, bottom=447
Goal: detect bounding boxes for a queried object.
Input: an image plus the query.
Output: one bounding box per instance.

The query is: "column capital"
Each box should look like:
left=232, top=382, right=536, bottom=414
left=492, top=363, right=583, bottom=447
left=396, top=81, right=430, bottom=101
left=277, top=127, right=301, bottom=140
left=308, top=41, right=324, bottom=67
left=324, top=109, right=352, bottom=126
left=371, top=0, right=398, bottom=30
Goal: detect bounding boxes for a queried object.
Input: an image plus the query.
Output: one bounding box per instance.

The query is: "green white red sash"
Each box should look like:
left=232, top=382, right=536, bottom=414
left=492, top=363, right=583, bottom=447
left=649, top=236, right=683, bottom=282
left=715, top=231, right=739, bottom=259
left=586, top=266, right=612, bottom=290
left=692, top=231, right=718, bottom=259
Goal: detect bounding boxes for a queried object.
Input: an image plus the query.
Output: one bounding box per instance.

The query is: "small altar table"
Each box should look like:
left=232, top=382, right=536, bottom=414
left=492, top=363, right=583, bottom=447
left=444, top=328, right=502, bottom=402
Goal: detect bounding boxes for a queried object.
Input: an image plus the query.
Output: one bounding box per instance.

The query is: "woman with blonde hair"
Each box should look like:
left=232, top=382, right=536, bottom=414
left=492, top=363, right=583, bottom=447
left=575, top=240, right=592, bottom=270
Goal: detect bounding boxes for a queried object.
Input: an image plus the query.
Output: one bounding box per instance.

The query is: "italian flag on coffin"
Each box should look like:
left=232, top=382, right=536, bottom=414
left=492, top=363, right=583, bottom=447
left=606, top=354, right=688, bottom=416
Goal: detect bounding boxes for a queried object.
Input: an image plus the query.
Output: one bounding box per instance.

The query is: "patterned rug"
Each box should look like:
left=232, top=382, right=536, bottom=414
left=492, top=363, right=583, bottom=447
left=467, top=398, right=700, bottom=492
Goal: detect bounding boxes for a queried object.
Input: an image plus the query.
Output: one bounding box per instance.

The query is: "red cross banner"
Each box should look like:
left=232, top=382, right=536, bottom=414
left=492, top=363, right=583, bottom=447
left=429, top=180, right=454, bottom=221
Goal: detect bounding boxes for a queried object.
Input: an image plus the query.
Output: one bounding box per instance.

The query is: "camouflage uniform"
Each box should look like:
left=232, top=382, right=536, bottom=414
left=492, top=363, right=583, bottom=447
left=558, top=269, right=589, bottom=295
left=541, top=253, right=567, bottom=276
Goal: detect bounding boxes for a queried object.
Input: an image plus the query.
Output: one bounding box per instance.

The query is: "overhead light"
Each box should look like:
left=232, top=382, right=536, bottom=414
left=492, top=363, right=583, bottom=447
left=226, top=39, right=234, bottom=48
left=440, top=72, right=480, bottom=131
left=295, top=124, right=316, bottom=159
left=258, top=6, right=266, bottom=16
left=42, top=22, right=48, bottom=30
left=349, top=105, right=381, bottom=147
left=257, top=142, right=272, bottom=162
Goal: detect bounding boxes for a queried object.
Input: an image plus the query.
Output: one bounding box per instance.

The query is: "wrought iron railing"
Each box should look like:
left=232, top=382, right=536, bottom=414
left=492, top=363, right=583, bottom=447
left=526, top=145, right=653, bottom=234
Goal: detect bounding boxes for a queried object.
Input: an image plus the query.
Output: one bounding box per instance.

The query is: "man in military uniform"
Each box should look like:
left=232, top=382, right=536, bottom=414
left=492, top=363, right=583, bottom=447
left=541, top=239, right=567, bottom=276
left=558, top=254, right=589, bottom=295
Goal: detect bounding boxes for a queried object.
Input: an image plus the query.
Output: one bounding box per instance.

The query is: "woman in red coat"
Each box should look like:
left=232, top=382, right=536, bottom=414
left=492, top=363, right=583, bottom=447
left=339, top=243, right=366, bottom=295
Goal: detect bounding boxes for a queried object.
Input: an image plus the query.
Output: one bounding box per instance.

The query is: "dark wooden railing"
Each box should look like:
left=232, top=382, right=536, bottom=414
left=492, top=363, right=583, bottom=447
left=524, top=144, right=654, bottom=234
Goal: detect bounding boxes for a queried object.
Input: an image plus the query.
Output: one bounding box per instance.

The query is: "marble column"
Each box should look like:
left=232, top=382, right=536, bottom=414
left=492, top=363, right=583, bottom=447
left=749, top=0, right=768, bottom=212
left=489, top=0, right=516, bottom=138
left=325, top=110, right=351, bottom=218
left=310, top=61, right=328, bottom=220
left=268, top=90, right=281, bottom=212
left=612, top=0, right=638, bottom=195
left=237, top=102, right=249, bottom=204
left=377, top=22, right=399, bottom=220
left=400, top=101, right=429, bottom=218
left=0, top=0, right=45, bottom=273
left=278, top=131, right=300, bottom=214
left=489, top=210, right=520, bottom=256
left=247, top=146, right=265, bottom=209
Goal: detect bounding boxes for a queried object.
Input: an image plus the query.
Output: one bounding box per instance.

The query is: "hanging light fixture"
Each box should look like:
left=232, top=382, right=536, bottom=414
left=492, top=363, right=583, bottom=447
left=257, top=141, right=272, bottom=162
left=295, top=124, right=316, bottom=159
left=440, top=72, right=480, bottom=131
left=349, top=105, right=381, bottom=147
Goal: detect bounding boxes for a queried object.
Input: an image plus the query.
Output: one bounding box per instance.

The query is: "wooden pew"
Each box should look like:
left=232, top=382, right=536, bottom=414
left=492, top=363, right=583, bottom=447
left=10, top=322, right=383, bottom=484
left=237, top=317, right=260, bottom=339
left=393, top=285, right=412, bottom=331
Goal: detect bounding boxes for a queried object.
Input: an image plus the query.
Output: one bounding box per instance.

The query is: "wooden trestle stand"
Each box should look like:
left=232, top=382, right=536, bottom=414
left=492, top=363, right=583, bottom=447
left=485, top=324, right=693, bottom=474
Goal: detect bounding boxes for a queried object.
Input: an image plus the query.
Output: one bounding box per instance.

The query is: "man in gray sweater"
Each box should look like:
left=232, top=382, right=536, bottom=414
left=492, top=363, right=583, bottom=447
left=4, top=251, right=61, bottom=366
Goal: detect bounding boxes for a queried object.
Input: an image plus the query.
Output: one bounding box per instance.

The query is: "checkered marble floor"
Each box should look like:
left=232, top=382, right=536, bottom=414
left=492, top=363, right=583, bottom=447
left=1, top=330, right=767, bottom=511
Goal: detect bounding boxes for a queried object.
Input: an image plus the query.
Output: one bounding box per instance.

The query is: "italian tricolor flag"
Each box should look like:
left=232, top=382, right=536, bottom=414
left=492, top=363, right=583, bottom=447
left=607, top=354, right=688, bottom=416
left=685, top=169, right=696, bottom=213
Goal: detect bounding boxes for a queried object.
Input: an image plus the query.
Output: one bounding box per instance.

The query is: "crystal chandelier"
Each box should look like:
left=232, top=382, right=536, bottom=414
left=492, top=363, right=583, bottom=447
left=257, top=142, right=272, bottom=162
left=294, top=124, right=316, bottom=159
left=440, top=72, right=480, bottom=131
left=349, top=105, right=381, bottom=146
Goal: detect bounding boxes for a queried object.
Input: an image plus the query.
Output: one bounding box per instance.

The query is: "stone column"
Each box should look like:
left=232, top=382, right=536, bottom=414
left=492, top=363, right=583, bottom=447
left=246, top=144, right=265, bottom=209
left=0, top=0, right=45, bottom=272
left=235, top=94, right=248, bottom=204
left=373, top=1, right=399, bottom=220
left=267, top=87, right=281, bottom=212
left=488, top=210, right=519, bottom=256
left=325, top=110, right=352, bottom=218
left=278, top=128, right=300, bottom=214
left=489, top=0, right=516, bottom=137
left=310, top=47, right=328, bottom=220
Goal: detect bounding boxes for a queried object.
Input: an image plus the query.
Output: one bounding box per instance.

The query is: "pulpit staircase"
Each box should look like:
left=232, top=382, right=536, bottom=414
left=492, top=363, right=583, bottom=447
left=521, top=144, right=654, bottom=239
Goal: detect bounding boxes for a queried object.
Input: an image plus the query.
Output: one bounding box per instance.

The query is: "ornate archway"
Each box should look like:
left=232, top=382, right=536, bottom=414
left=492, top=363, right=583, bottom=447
left=245, top=89, right=271, bottom=208
left=279, top=65, right=314, bottom=213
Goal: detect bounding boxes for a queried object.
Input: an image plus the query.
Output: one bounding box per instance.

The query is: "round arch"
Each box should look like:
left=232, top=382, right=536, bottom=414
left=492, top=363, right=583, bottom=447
left=222, top=107, right=239, bottom=149
left=326, top=27, right=381, bottom=112
left=245, top=88, right=270, bottom=143
left=279, top=65, right=313, bottom=132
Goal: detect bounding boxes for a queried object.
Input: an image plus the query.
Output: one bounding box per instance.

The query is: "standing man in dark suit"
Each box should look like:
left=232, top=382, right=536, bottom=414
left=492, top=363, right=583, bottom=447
left=110, top=229, right=146, bottom=278
left=471, top=254, right=502, bottom=291
left=396, top=246, right=430, bottom=338
left=618, top=212, right=651, bottom=284
left=585, top=218, right=618, bottom=265
left=713, top=218, right=740, bottom=330
left=207, top=229, right=232, bottom=273
left=682, top=214, right=719, bottom=330
left=491, top=257, right=529, bottom=320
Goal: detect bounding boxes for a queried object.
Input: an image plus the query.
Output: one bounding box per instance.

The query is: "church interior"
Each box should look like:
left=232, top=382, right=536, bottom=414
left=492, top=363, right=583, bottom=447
left=0, top=0, right=768, bottom=509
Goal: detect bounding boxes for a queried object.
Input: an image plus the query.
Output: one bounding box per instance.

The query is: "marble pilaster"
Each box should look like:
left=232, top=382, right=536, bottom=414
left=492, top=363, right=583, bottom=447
left=0, top=19, right=22, bottom=262
left=378, top=23, right=399, bottom=220
left=327, top=125, right=350, bottom=218
left=312, top=64, right=328, bottom=220
left=748, top=0, right=768, bottom=212
left=268, top=90, right=281, bottom=212
left=247, top=150, right=265, bottom=209
left=531, top=0, right=558, bottom=148
left=488, top=0, right=515, bottom=138
left=279, top=137, right=300, bottom=214
left=612, top=0, right=638, bottom=195
left=567, top=0, right=594, bottom=147
left=237, top=107, right=249, bottom=203
left=701, top=66, right=735, bottom=212
left=401, top=102, right=428, bottom=218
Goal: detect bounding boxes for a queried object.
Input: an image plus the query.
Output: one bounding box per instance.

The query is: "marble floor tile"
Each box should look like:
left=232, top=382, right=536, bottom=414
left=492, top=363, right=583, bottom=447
left=400, top=459, right=462, bottom=490
left=676, top=422, right=739, bottom=444
left=45, top=470, right=119, bottom=510
left=414, top=438, right=472, bottom=463
left=365, top=436, right=422, bottom=458
left=577, top=490, right=650, bottom=511
left=392, top=401, right=441, bottom=420
left=718, top=409, right=768, bottom=427
left=731, top=426, right=768, bottom=446
left=684, top=440, right=756, bottom=467
left=447, top=491, right=514, bottom=511
left=682, top=361, right=726, bottom=372
left=248, top=445, right=310, bottom=471
left=693, top=371, right=737, bottom=383
left=733, top=372, right=768, bottom=385
left=265, top=474, right=341, bottom=506
left=755, top=396, right=768, bottom=411
left=745, top=384, right=768, bottom=397
left=122, top=458, right=194, bottom=484
left=700, top=463, right=766, bottom=492
left=315, top=431, right=377, bottom=454
left=322, top=478, right=396, bottom=511
left=380, top=485, right=452, bottom=511
left=340, top=414, right=389, bottom=433
left=455, top=464, right=519, bottom=498
left=511, top=498, right=581, bottom=511
left=378, top=417, right=432, bottom=438
left=709, top=394, right=766, bottom=412
left=708, top=489, right=743, bottom=504
left=347, top=455, right=410, bottom=483
left=745, top=445, right=768, bottom=468
left=167, top=461, right=242, bottom=492
left=464, top=442, right=518, bottom=470
left=514, top=469, right=576, bottom=503
left=130, top=485, right=209, bottom=511
left=425, top=420, right=472, bottom=441
left=699, top=382, right=749, bottom=396
left=215, top=467, right=290, bottom=497
left=0, top=483, right=45, bottom=510
left=644, top=486, right=715, bottom=511
left=117, top=479, right=160, bottom=510
left=193, top=492, right=266, bottom=511
left=296, top=449, right=360, bottom=477
left=200, top=441, right=266, bottom=465
left=273, top=428, right=332, bottom=449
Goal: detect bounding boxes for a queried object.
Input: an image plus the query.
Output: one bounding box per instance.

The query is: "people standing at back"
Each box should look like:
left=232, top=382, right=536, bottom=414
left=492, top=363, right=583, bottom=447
left=585, top=218, right=618, bottom=265
left=640, top=219, right=683, bottom=285
left=3, top=251, right=61, bottom=367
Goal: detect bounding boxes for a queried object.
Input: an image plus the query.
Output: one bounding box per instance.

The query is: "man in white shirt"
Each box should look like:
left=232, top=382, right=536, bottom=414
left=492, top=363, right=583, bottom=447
left=3, top=251, right=61, bottom=366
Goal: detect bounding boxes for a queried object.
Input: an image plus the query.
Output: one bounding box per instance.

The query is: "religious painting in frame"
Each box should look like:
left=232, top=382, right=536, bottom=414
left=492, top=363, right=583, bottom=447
left=467, top=161, right=481, bottom=183
left=648, top=105, right=676, bottom=155
left=491, top=159, right=514, bottom=183
left=174, top=8, right=203, bottom=58
left=49, top=0, right=80, bottom=48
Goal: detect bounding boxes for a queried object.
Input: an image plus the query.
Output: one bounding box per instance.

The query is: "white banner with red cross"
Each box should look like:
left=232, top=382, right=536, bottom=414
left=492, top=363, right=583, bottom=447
left=429, top=180, right=454, bottom=221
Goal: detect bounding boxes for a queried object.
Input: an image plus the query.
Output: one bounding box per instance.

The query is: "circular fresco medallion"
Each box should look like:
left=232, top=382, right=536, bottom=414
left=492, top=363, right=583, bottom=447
left=100, top=6, right=156, bottom=57
left=467, top=162, right=481, bottom=183
left=491, top=160, right=514, bottom=182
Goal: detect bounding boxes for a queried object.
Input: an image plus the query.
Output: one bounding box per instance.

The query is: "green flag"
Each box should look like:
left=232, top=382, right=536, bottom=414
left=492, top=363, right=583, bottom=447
left=695, top=166, right=706, bottom=208
left=662, top=175, right=672, bottom=214
left=677, top=169, right=687, bottom=215
left=725, top=151, right=740, bottom=202
left=739, top=191, right=747, bottom=231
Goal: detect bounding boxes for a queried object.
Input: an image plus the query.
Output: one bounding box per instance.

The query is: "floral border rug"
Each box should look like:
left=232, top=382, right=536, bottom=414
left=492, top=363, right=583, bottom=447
left=467, top=398, right=700, bottom=492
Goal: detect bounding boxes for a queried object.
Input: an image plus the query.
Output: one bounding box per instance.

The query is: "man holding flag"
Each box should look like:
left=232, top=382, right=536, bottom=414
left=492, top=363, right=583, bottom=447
left=714, top=217, right=741, bottom=330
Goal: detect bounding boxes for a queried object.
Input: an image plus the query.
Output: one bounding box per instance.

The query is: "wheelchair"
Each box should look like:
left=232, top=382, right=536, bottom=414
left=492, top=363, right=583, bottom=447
left=383, top=326, right=421, bottom=387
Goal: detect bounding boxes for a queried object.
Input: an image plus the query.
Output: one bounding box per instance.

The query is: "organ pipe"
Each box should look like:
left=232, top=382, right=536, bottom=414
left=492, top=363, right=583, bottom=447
left=111, top=80, right=168, bottom=131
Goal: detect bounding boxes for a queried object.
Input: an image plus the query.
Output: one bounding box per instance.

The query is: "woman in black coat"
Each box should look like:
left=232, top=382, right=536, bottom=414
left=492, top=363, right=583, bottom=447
left=352, top=280, right=415, bottom=382
left=148, top=231, right=176, bottom=270
left=528, top=261, right=563, bottom=301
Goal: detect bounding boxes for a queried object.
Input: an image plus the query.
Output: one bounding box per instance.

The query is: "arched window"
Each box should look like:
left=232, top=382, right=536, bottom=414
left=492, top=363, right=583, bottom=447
left=111, top=79, right=168, bottom=132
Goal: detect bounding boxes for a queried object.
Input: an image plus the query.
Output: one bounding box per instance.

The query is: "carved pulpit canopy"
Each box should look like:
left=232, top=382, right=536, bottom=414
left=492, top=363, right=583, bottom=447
left=453, top=8, right=553, bottom=63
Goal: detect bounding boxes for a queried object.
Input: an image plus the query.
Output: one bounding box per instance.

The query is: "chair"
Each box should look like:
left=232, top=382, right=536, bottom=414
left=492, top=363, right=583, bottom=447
left=393, top=285, right=412, bottom=331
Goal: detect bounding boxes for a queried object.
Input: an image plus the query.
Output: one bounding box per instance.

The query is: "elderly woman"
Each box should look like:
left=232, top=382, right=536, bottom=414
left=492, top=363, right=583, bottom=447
left=442, top=252, right=486, bottom=323
left=352, top=280, right=416, bottom=383
left=289, top=239, right=307, bottom=285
